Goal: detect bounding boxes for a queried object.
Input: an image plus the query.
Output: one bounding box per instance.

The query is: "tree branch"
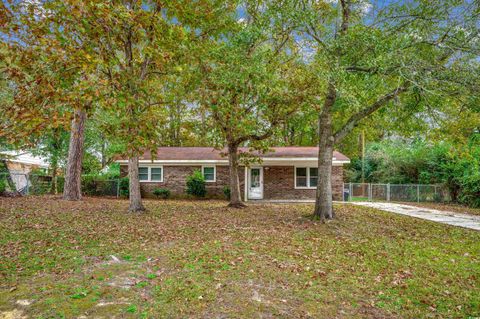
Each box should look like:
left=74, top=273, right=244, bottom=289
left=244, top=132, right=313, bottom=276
left=235, top=106, right=297, bottom=145
left=345, top=66, right=378, bottom=73
left=339, top=0, right=350, bottom=34
left=333, top=84, right=409, bottom=143
left=236, top=130, right=274, bottom=145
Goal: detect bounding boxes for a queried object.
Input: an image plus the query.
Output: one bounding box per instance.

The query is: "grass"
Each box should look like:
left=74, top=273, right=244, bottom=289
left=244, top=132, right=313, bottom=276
left=350, top=196, right=370, bottom=202
left=0, top=196, right=479, bottom=318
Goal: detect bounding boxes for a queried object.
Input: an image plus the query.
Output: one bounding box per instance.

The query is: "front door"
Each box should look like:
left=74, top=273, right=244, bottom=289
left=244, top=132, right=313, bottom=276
left=248, top=167, right=263, bottom=199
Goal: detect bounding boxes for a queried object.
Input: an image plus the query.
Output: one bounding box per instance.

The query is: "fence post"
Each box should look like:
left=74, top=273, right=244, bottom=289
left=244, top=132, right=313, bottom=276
left=26, top=174, right=30, bottom=195
left=387, top=183, right=390, bottom=202
left=116, top=179, right=120, bottom=198
left=369, top=183, right=372, bottom=201
left=349, top=183, right=353, bottom=202
left=417, top=184, right=420, bottom=202
left=434, top=185, right=437, bottom=202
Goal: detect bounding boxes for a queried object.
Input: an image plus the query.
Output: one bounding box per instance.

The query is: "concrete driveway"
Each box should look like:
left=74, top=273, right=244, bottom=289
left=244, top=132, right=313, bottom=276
left=350, top=202, right=480, bottom=231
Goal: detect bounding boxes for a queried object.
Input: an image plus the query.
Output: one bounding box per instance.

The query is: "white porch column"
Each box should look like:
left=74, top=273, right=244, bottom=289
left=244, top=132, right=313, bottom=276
left=244, top=166, right=248, bottom=202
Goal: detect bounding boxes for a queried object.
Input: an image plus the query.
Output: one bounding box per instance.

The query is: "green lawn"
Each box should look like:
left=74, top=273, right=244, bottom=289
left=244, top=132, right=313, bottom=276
left=0, top=197, right=479, bottom=318
left=350, top=196, right=370, bottom=202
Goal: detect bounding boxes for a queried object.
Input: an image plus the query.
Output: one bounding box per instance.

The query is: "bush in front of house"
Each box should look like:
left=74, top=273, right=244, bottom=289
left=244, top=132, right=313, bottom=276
left=223, top=186, right=230, bottom=200
left=153, top=188, right=170, bottom=199
left=186, top=170, right=206, bottom=197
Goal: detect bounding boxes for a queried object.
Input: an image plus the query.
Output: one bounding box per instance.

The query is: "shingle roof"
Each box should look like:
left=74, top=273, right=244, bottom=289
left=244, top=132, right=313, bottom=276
left=128, top=147, right=349, bottom=161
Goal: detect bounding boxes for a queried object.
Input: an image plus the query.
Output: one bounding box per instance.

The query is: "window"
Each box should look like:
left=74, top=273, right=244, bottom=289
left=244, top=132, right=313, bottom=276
left=139, top=167, right=149, bottom=181
left=139, top=166, right=163, bottom=182
left=202, top=166, right=216, bottom=182
left=296, top=167, right=307, bottom=187
left=295, top=167, right=318, bottom=188
left=250, top=168, right=260, bottom=187
left=150, top=167, right=162, bottom=181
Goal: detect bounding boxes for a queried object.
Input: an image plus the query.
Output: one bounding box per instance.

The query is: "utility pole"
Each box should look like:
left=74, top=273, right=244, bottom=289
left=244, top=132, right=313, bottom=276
left=361, top=130, right=366, bottom=197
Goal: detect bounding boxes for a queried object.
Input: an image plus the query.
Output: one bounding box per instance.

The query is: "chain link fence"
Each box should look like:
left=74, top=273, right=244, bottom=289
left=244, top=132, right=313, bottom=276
left=1, top=172, right=453, bottom=203
left=343, top=182, right=451, bottom=203
left=0, top=173, right=119, bottom=197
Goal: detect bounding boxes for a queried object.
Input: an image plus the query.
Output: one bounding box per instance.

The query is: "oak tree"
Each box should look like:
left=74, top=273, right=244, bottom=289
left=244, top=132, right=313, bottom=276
left=1, top=0, right=100, bottom=200
left=288, top=0, right=480, bottom=221
left=199, top=2, right=307, bottom=207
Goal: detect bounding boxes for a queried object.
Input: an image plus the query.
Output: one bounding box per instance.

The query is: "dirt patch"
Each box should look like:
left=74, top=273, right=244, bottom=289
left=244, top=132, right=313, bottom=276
left=0, top=309, right=27, bottom=319
left=14, top=300, right=31, bottom=307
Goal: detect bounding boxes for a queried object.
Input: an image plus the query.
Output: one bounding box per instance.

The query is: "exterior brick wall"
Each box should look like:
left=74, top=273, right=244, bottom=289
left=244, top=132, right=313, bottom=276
left=141, top=165, right=199, bottom=198
left=263, top=166, right=315, bottom=200
left=262, top=166, right=343, bottom=201
left=120, top=165, right=245, bottom=199
left=120, top=164, right=343, bottom=200
left=204, top=165, right=246, bottom=198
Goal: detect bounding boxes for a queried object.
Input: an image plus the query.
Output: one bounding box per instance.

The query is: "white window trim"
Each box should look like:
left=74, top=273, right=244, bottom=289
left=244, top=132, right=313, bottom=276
left=202, top=165, right=216, bottom=182
left=294, top=166, right=318, bottom=189
left=139, top=165, right=164, bottom=182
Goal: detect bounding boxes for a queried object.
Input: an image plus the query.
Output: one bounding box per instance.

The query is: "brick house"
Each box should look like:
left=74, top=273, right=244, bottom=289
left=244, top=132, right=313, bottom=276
left=117, top=147, right=350, bottom=201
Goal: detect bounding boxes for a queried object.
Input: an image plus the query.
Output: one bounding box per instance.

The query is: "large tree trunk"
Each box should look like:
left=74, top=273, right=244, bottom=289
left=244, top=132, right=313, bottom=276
left=227, top=144, right=246, bottom=208
left=128, top=156, right=145, bottom=212
left=63, top=109, right=86, bottom=201
left=313, top=84, right=336, bottom=221
left=313, top=112, right=335, bottom=221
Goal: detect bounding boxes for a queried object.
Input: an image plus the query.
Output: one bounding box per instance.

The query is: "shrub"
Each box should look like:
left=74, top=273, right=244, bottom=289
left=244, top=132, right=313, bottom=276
left=0, top=179, right=6, bottom=194
left=55, top=176, right=65, bottom=194
left=223, top=186, right=231, bottom=200
left=186, top=170, right=206, bottom=197
left=28, top=175, right=52, bottom=195
left=153, top=188, right=170, bottom=199
left=82, top=176, right=98, bottom=196
left=345, top=137, right=480, bottom=208
left=104, top=163, right=121, bottom=179
left=119, top=177, right=129, bottom=198
left=456, top=156, right=480, bottom=208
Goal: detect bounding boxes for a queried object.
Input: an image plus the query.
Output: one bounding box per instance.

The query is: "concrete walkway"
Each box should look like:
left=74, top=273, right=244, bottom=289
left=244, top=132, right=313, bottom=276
left=350, top=202, right=480, bottom=231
